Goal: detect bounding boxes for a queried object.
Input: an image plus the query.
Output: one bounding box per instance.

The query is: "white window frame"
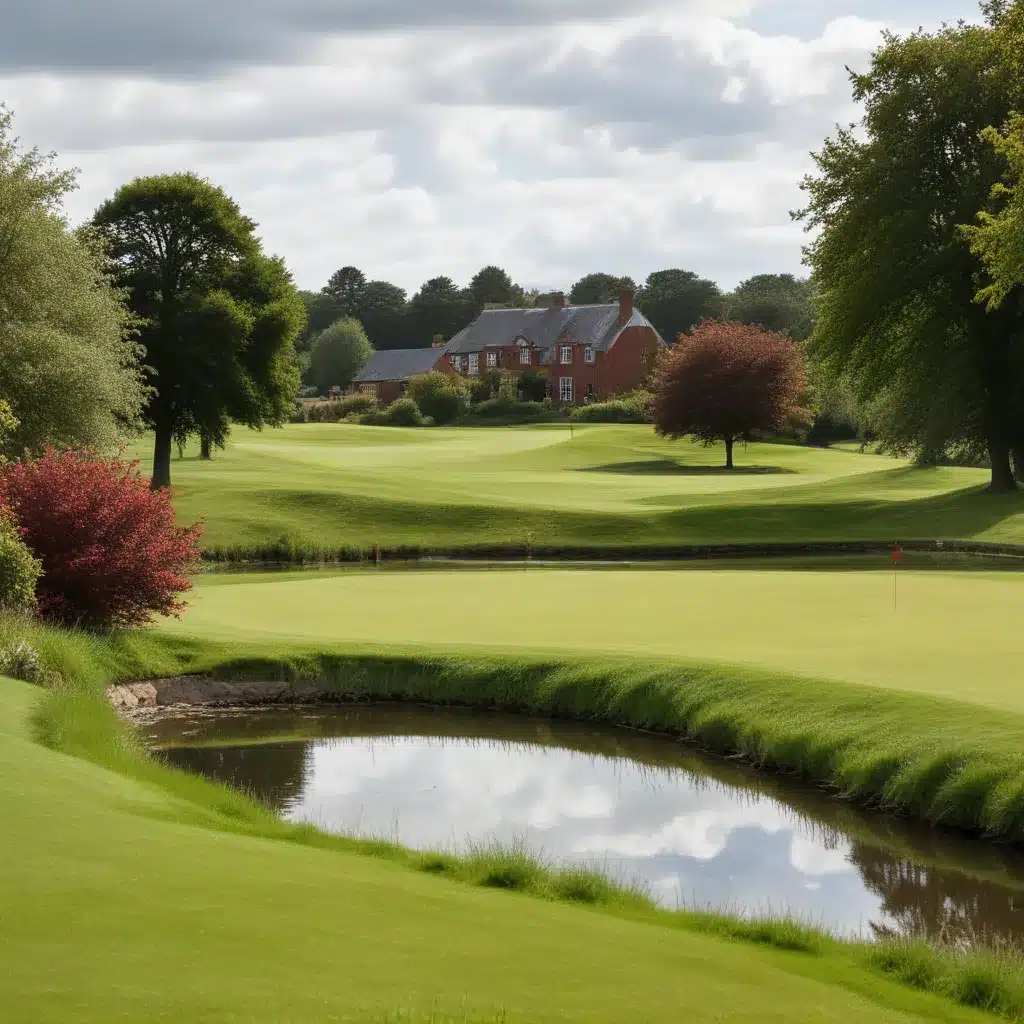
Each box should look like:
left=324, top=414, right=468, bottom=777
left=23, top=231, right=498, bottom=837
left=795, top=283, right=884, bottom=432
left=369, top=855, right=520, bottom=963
left=486, top=350, right=498, bottom=368
left=360, top=383, right=376, bottom=395
left=640, top=347, right=648, bottom=363
left=559, top=376, right=574, bottom=403
left=559, top=345, right=573, bottom=365
left=584, top=346, right=595, bottom=363
left=519, top=346, right=531, bottom=365
left=451, top=354, right=462, bottom=371
left=468, top=353, right=479, bottom=376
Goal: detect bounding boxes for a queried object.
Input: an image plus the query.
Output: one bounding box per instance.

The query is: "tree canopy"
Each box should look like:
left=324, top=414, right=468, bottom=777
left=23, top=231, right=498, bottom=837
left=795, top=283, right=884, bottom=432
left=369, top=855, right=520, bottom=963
left=798, top=6, right=1024, bottom=488
left=638, top=269, right=723, bottom=342
left=568, top=272, right=636, bottom=305
left=322, top=265, right=367, bottom=316
left=307, top=318, right=374, bottom=395
left=651, top=320, right=808, bottom=469
left=726, top=274, right=816, bottom=341
left=93, top=172, right=304, bottom=488
left=0, top=109, right=146, bottom=461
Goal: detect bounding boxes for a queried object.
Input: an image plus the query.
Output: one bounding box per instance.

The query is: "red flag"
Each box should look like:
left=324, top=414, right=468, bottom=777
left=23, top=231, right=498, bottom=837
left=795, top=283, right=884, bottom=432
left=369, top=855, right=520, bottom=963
left=891, top=542, right=902, bottom=567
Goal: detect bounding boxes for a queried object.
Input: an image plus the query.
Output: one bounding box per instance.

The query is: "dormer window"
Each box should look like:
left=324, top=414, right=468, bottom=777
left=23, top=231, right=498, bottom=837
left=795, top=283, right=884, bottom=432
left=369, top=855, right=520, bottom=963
left=584, top=346, right=595, bottom=363
left=559, top=345, right=572, bottom=364
left=519, top=346, right=531, bottom=365
left=486, top=351, right=498, bottom=368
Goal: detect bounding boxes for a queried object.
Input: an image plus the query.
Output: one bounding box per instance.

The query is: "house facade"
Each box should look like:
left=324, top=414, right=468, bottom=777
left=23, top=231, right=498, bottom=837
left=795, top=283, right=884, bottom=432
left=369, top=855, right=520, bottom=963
left=443, top=290, right=664, bottom=403
left=350, top=344, right=453, bottom=405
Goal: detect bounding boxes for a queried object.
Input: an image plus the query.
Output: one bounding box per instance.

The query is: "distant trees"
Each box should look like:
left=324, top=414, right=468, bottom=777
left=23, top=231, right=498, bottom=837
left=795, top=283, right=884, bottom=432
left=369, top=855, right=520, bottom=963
left=0, top=109, right=146, bottom=461
left=93, top=173, right=304, bottom=488
left=652, top=321, right=808, bottom=469
left=798, top=6, right=1024, bottom=489
left=468, top=265, right=522, bottom=308
left=569, top=272, right=637, bottom=305
left=638, top=269, right=723, bottom=342
left=725, top=274, right=816, bottom=341
left=307, top=318, right=374, bottom=395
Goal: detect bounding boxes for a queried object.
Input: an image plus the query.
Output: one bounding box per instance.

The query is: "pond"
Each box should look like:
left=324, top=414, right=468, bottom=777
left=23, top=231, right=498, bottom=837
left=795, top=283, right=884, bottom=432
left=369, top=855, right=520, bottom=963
left=151, top=704, right=1024, bottom=942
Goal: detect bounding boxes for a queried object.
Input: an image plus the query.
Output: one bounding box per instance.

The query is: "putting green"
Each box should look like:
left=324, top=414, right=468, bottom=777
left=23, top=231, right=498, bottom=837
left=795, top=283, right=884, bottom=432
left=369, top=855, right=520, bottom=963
left=0, top=677, right=987, bottom=1022
left=128, top=424, right=1024, bottom=549
left=170, top=568, right=1024, bottom=712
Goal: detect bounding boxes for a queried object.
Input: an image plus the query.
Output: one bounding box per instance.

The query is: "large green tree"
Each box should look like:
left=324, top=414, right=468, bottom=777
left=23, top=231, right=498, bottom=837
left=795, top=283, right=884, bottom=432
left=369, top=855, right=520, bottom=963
left=468, top=265, right=522, bottom=308
left=726, top=274, right=816, bottom=341
left=406, top=276, right=470, bottom=346
left=306, top=318, right=374, bottom=395
left=0, top=109, right=146, bottom=460
left=568, top=272, right=637, bottom=305
left=798, top=4, right=1024, bottom=489
left=93, top=173, right=304, bottom=488
left=638, top=269, right=723, bottom=342
left=322, top=265, right=367, bottom=316
left=356, top=280, right=408, bottom=349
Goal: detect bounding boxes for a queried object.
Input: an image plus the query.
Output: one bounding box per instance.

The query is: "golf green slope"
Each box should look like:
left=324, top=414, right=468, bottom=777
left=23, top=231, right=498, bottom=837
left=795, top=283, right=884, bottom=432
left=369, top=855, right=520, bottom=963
left=1, top=675, right=993, bottom=1023
left=172, top=567, right=1024, bottom=712
left=129, top=424, right=1024, bottom=553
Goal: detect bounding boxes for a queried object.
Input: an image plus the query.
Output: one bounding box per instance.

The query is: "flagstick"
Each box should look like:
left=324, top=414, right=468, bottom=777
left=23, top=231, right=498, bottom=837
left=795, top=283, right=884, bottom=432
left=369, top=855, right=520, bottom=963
left=893, top=566, right=897, bottom=611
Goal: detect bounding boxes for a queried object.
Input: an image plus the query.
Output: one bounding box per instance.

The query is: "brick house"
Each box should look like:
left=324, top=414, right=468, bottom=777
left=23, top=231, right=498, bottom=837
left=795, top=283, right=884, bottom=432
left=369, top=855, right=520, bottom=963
left=443, top=290, right=665, bottom=404
left=350, top=344, right=453, bottom=405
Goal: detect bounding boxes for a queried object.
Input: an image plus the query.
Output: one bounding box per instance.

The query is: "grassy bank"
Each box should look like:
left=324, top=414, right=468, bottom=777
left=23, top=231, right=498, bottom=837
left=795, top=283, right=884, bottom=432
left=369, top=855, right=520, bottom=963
left=3, top=619, right=1024, bottom=1020
left=126, top=424, right=1024, bottom=554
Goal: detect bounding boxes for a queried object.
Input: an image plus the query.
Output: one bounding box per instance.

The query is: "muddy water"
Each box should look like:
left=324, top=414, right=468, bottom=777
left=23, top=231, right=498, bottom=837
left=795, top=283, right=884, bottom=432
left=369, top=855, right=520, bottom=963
left=151, top=704, right=1024, bottom=941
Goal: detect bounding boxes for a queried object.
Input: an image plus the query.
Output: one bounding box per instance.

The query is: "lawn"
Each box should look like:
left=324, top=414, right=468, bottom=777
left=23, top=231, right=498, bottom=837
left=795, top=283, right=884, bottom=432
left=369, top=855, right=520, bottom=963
left=0, top=672, right=1003, bottom=1023
left=129, top=424, right=1024, bottom=553
left=173, top=567, right=1024, bottom=712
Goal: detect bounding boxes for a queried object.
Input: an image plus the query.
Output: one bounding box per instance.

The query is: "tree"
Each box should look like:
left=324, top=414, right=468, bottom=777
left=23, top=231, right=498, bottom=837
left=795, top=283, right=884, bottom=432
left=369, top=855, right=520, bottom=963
left=0, top=109, right=146, bottom=461
left=797, top=8, right=1024, bottom=490
left=651, top=320, right=808, bottom=469
left=356, top=280, right=408, bottom=349
left=406, top=372, right=470, bottom=425
left=569, top=272, right=636, bottom=305
left=307, top=318, right=374, bottom=395
left=468, top=265, right=522, bottom=308
left=407, top=276, right=470, bottom=346
left=726, top=274, right=816, bottom=341
left=322, top=265, right=367, bottom=316
left=93, top=173, right=304, bottom=489
left=637, top=269, right=723, bottom=342
left=296, top=290, right=345, bottom=352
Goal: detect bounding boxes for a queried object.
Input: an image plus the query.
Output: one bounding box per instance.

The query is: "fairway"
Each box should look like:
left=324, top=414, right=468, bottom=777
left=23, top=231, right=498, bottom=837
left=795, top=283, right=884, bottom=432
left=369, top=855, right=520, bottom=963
left=0, top=676, right=989, bottom=1024
left=173, top=567, right=1024, bottom=713
left=130, top=424, right=1024, bottom=552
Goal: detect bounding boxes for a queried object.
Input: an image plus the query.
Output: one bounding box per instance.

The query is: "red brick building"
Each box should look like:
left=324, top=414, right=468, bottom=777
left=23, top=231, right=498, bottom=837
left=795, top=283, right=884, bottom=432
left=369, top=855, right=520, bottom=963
left=443, top=290, right=664, bottom=403
left=350, top=345, right=453, bottom=405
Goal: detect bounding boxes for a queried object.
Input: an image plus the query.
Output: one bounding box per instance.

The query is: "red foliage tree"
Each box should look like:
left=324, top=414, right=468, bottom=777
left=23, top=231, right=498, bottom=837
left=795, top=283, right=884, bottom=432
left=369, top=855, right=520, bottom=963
left=651, top=319, right=808, bottom=468
left=0, top=449, right=202, bottom=628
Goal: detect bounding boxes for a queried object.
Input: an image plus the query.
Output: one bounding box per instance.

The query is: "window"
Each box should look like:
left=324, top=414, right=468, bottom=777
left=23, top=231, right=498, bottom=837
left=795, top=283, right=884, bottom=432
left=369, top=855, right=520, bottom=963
left=468, top=353, right=479, bottom=376
left=640, top=347, right=648, bottom=363
left=584, top=346, right=595, bottom=363
left=360, top=383, right=376, bottom=395
left=486, top=351, right=498, bottom=368
left=519, top=346, right=531, bottom=365
left=560, top=345, right=572, bottom=364
left=451, top=354, right=462, bottom=371
left=586, top=383, right=594, bottom=399
left=559, top=377, right=574, bottom=403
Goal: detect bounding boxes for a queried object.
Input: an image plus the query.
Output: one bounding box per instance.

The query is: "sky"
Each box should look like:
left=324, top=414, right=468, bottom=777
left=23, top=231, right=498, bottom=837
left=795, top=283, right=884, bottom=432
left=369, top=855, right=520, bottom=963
left=1, top=0, right=984, bottom=295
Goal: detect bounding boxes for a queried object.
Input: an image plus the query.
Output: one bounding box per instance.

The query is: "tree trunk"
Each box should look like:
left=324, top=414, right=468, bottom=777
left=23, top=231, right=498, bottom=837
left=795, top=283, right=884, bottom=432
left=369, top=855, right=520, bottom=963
left=151, top=423, right=173, bottom=491
left=988, top=436, right=1017, bottom=492
left=725, top=436, right=734, bottom=470
left=1013, top=445, right=1024, bottom=486
left=200, top=435, right=212, bottom=460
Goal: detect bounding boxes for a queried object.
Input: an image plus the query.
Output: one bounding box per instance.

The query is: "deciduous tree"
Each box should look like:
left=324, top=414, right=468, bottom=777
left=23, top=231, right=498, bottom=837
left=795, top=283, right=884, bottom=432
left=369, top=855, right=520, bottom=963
left=93, top=173, right=304, bottom=489
left=307, top=317, right=374, bottom=395
left=797, top=6, right=1024, bottom=490
left=652, top=320, right=808, bottom=469
left=569, top=272, right=636, bottom=305
left=637, top=269, right=723, bottom=343
left=0, top=109, right=146, bottom=461
left=726, top=274, right=816, bottom=341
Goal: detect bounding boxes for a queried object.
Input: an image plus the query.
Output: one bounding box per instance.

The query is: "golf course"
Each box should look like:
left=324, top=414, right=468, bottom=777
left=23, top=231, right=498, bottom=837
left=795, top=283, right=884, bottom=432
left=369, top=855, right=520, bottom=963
left=134, top=424, right=1024, bottom=556
left=6, top=424, right=1024, bottom=1022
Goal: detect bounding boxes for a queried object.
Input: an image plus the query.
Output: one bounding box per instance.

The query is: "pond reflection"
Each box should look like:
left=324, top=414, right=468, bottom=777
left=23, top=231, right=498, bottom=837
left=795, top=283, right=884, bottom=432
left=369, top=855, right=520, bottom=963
left=152, top=704, right=1024, bottom=941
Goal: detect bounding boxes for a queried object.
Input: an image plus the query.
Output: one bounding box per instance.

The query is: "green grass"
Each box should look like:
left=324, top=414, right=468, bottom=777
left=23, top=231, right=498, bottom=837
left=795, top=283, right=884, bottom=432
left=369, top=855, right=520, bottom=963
left=170, top=567, right=1024, bottom=713
left=129, top=424, right=1024, bottom=554
left=1, top=620, right=1021, bottom=1022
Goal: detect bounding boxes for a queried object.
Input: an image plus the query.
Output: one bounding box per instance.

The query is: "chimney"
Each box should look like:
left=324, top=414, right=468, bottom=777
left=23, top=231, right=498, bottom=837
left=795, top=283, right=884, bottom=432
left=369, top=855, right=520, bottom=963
left=618, top=288, right=634, bottom=323
left=548, top=292, right=566, bottom=310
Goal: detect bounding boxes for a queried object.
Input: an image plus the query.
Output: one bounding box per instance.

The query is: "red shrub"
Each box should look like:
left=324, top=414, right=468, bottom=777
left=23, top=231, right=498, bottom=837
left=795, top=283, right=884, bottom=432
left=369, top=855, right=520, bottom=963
left=0, top=449, right=202, bottom=629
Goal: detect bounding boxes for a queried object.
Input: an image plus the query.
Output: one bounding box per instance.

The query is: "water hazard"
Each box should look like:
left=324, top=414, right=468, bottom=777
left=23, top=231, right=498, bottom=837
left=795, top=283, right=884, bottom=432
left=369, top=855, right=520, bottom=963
left=151, top=704, right=1024, bottom=942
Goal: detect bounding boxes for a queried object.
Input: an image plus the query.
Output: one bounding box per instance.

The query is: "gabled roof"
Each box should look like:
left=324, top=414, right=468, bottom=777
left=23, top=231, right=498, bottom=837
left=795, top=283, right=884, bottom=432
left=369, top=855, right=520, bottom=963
left=445, top=304, right=665, bottom=359
left=352, top=345, right=450, bottom=383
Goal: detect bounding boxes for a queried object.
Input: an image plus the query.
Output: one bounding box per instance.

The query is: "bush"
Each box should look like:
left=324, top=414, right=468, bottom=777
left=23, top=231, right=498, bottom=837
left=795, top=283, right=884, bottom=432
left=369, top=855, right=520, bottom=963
left=571, top=389, right=653, bottom=423
left=361, top=397, right=425, bottom=427
left=0, top=449, right=203, bottom=629
left=0, top=640, right=42, bottom=682
left=307, top=394, right=378, bottom=423
left=518, top=369, right=549, bottom=403
left=406, top=372, right=470, bottom=425
left=466, top=398, right=551, bottom=423
left=0, top=508, right=41, bottom=615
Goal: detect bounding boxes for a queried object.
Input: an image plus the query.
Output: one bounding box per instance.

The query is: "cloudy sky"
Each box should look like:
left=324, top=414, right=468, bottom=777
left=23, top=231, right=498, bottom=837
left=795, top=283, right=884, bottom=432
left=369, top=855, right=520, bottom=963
left=2, top=0, right=983, bottom=294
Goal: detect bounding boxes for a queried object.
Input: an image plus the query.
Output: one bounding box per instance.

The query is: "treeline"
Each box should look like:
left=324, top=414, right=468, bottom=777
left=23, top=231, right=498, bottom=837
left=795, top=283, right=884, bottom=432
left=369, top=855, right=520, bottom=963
left=296, top=265, right=817, bottom=357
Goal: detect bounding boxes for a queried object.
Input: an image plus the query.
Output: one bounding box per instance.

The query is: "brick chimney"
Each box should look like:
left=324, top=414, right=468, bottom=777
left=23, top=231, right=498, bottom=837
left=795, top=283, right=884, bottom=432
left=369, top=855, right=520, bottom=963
left=548, top=292, right=566, bottom=310
left=618, top=288, right=634, bottom=323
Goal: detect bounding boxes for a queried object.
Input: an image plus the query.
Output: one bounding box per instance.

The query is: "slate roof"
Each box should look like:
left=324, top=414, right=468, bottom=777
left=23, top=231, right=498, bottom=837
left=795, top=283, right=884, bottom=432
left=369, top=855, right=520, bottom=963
left=352, top=345, right=450, bottom=383
left=445, top=304, right=665, bottom=363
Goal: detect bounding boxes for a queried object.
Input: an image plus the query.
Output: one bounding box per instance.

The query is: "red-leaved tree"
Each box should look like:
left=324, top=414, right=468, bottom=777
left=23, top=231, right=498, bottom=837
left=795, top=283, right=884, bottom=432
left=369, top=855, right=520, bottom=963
left=651, top=319, right=808, bottom=468
left=0, top=449, right=202, bottom=628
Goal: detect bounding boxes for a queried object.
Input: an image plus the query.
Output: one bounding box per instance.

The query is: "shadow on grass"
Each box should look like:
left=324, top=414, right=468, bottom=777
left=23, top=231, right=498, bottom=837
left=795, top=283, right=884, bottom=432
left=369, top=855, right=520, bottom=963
left=579, top=459, right=796, bottom=476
